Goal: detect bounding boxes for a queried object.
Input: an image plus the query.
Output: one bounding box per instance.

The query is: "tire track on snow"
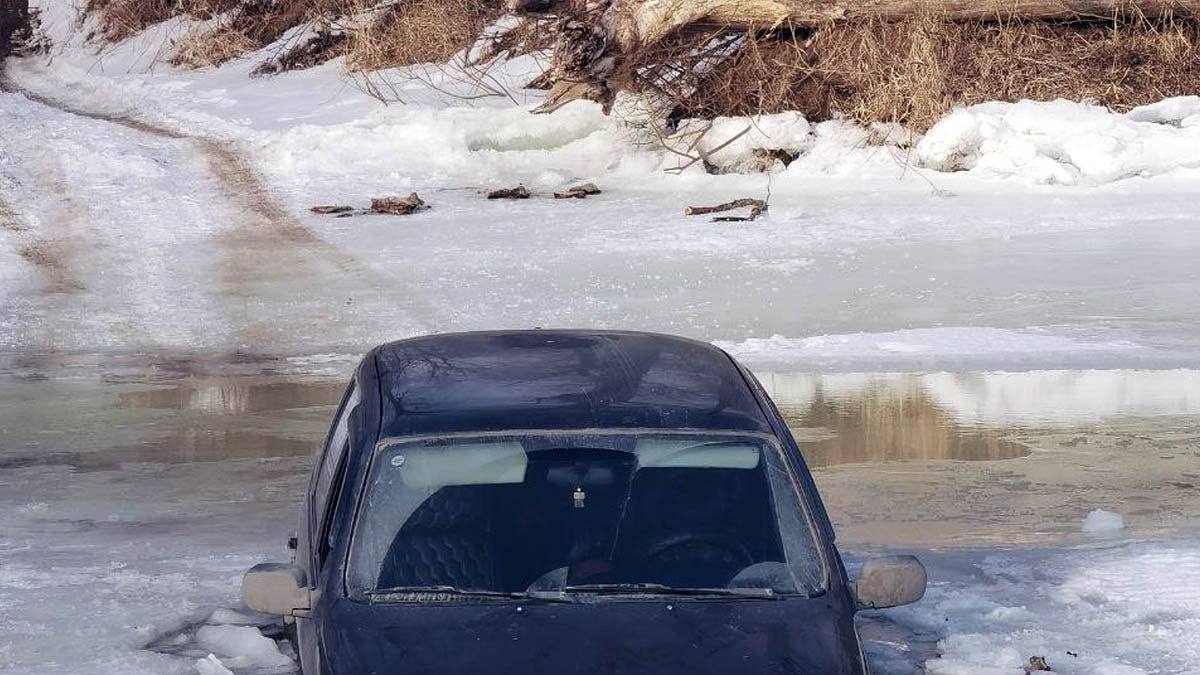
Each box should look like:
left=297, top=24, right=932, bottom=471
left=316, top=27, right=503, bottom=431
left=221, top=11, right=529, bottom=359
left=0, top=72, right=439, bottom=349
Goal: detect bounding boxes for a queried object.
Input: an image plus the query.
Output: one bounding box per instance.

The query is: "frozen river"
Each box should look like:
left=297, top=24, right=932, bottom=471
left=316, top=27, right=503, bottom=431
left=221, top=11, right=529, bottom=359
left=4, top=9, right=1200, bottom=671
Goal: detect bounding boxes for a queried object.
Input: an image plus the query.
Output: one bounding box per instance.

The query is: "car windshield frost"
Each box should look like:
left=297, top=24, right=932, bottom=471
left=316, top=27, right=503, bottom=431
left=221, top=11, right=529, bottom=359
left=347, top=431, right=825, bottom=600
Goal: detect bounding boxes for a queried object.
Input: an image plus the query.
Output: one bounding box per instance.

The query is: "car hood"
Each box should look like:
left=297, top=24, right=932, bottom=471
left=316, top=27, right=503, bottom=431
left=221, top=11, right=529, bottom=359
left=324, top=594, right=864, bottom=675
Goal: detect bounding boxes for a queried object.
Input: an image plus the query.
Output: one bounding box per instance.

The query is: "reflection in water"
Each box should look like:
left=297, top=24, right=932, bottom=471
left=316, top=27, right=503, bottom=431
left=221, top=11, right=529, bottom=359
left=26, top=369, right=1196, bottom=470
left=776, top=383, right=1029, bottom=467
left=118, top=380, right=346, bottom=414
left=761, top=369, right=1200, bottom=467
left=0, top=431, right=316, bottom=470
left=760, top=369, right=1200, bottom=427
left=18, top=379, right=355, bottom=467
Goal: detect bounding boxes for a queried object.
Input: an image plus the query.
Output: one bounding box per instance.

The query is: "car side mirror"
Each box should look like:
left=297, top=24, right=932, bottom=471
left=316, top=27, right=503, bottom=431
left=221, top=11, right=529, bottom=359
left=242, top=563, right=310, bottom=615
left=852, top=555, right=927, bottom=609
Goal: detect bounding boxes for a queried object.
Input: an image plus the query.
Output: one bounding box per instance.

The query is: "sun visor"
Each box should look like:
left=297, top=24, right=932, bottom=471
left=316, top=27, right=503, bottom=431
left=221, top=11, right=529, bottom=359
left=636, top=438, right=761, bottom=469
left=390, top=442, right=528, bottom=488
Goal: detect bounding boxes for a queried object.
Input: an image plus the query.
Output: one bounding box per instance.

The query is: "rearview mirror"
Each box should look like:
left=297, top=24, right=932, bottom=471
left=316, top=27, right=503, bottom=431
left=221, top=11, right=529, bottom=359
left=852, top=555, right=926, bottom=609
left=242, top=563, right=310, bottom=615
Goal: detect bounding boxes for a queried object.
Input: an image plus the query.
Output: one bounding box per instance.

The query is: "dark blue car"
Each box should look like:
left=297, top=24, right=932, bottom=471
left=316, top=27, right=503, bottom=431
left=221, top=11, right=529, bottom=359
left=243, top=330, right=925, bottom=675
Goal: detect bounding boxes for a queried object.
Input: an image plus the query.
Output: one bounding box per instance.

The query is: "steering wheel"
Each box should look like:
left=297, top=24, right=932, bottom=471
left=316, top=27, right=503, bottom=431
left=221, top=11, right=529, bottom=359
left=642, top=534, right=753, bottom=580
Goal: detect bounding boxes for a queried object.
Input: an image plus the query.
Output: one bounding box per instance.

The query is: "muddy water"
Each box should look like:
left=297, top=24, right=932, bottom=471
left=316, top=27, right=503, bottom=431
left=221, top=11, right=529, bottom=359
left=118, top=380, right=347, bottom=416
left=760, top=370, right=1200, bottom=547
left=2, top=364, right=1198, bottom=547
left=0, top=375, right=345, bottom=470
left=778, top=389, right=1031, bottom=467
left=764, top=369, right=1200, bottom=466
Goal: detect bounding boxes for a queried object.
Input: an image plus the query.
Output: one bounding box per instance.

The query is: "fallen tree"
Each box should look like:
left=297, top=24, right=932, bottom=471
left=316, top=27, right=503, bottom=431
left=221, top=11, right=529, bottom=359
left=518, top=0, right=1200, bottom=31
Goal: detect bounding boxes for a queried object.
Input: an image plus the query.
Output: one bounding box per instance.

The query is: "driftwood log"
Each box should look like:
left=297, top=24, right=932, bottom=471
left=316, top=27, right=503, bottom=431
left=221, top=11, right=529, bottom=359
left=517, top=0, right=1200, bottom=33
left=553, top=182, right=602, bottom=198
left=512, top=0, right=1200, bottom=112
left=685, top=197, right=768, bottom=221
left=487, top=185, right=532, bottom=199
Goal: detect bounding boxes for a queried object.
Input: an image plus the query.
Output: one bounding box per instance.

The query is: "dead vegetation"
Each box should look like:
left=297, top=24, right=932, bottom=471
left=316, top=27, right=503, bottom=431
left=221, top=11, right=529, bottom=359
left=144, top=0, right=509, bottom=76
left=487, top=185, right=532, bottom=199
left=310, top=192, right=430, bottom=217
left=552, top=182, right=602, bottom=199
left=84, top=0, right=238, bottom=43
left=671, top=14, right=1200, bottom=131
left=370, top=192, right=427, bottom=215
left=684, top=197, right=768, bottom=221
left=251, top=27, right=347, bottom=76
left=168, top=0, right=311, bottom=68
left=343, top=0, right=505, bottom=71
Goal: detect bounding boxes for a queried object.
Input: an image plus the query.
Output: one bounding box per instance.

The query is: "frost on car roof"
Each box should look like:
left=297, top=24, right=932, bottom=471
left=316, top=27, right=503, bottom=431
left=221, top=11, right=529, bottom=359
left=373, top=331, right=772, bottom=437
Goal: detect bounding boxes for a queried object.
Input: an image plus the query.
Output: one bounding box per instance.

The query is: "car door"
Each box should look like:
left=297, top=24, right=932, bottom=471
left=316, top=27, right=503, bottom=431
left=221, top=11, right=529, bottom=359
left=297, top=379, right=360, bottom=674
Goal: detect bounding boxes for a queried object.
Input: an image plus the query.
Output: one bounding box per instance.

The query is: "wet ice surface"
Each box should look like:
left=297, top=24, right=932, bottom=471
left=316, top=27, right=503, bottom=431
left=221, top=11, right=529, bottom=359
left=0, top=368, right=323, bottom=675
left=2, top=363, right=1198, bottom=674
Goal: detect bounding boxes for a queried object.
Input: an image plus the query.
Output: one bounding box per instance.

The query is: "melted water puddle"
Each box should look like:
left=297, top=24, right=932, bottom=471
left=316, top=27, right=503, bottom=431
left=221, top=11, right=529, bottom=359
left=777, top=384, right=1030, bottom=466
left=0, top=378, right=345, bottom=468
left=118, top=380, right=346, bottom=414
left=763, top=370, right=1200, bottom=467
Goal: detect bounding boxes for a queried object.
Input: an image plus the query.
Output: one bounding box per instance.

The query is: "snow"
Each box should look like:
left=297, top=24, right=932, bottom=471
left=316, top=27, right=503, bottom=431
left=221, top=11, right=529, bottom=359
left=194, top=625, right=292, bottom=670
left=917, top=99, right=1200, bottom=185
left=206, top=607, right=273, bottom=626
left=891, top=542, right=1200, bottom=674
left=194, top=654, right=235, bottom=675
left=1126, top=96, right=1200, bottom=126
left=670, top=112, right=813, bottom=173
left=1082, top=510, right=1126, bottom=535
left=717, top=327, right=1146, bottom=372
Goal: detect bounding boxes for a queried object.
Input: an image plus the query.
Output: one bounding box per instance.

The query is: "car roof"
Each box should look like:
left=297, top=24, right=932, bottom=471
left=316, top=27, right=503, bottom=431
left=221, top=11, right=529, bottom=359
left=369, top=330, right=774, bottom=439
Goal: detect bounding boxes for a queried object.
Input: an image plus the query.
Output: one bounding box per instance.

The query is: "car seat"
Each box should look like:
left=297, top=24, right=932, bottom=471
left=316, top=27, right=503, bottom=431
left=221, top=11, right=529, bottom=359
left=376, top=486, right=500, bottom=590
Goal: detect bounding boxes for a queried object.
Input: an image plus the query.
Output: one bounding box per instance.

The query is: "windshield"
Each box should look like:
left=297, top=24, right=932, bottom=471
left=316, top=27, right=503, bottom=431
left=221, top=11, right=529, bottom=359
left=347, top=431, right=825, bottom=600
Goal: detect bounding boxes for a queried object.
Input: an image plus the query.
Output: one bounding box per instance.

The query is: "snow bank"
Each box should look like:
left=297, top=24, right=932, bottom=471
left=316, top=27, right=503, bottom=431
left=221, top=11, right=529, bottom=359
left=716, top=327, right=1144, bottom=371
left=917, top=99, right=1200, bottom=185
left=896, top=542, right=1200, bottom=674
left=1125, top=96, right=1200, bottom=126
left=1082, top=509, right=1125, bottom=534
left=671, top=113, right=813, bottom=173
left=194, top=625, right=293, bottom=670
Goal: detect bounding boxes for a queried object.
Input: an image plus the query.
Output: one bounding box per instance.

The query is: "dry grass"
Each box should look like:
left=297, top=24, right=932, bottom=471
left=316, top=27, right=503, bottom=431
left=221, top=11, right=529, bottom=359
left=674, top=15, right=1200, bottom=131
left=343, top=0, right=504, bottom=71
left=86, top=0, right=508, bottom=75
left=170, top=21, right=259, bottom=68
left=85, top=0, right=237, bottom=42
left=167, top=0, right=311, bottom=68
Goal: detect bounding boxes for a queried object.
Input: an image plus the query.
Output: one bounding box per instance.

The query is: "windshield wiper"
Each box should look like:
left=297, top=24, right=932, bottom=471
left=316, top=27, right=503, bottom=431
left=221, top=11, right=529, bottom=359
left=561, top=583, right=781, bottom=599
left=367, top=585, right=574, bottom=603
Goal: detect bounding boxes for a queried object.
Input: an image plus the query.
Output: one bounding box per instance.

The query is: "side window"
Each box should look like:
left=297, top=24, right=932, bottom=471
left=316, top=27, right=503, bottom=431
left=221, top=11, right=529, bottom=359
left=312, top=381, right=361, bottom=568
